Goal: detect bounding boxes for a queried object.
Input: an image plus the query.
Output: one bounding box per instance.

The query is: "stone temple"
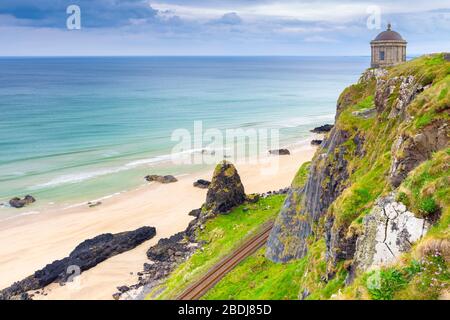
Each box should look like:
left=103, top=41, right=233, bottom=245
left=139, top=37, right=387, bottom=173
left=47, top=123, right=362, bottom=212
left=371, top=24, right=407, bottom=68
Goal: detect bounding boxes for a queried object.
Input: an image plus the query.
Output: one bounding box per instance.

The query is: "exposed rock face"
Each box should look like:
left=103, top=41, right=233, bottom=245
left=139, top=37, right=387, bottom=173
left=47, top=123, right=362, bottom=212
left=0, top=226, right=156, bottom=300
left=390, top=121, right=449, bottom=187
left=311, top=124, right=334, bottom=134
left=352, top=108, right=376, bottom=119
left=9, top=195, right=36, bottom=208
left=358, top=68, right=387, bottom=84
left=311, top=139, right=323, bottom=146
left=193, top=179, right=211, bottom=189
left=269, top=149, right=291, bottom=155
left=147, top=232, right=188, bottom=262
left=325, top=217, right=358, bottom=273
left=145, top=175, right=178, bottom=184
left=204, top=161, right=246, bottom=214
left=266, top=187, right=309, bottom=262
left=375, top=75, right=429, bottom=119
left=353, top=194, right=429, bottom=272
left=267, top=127, right=350, bottom=262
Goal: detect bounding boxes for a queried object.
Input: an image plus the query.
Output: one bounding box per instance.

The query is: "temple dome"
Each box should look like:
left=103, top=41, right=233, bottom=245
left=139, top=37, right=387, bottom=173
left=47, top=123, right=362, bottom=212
left=373, top=24, right=405, bottom=42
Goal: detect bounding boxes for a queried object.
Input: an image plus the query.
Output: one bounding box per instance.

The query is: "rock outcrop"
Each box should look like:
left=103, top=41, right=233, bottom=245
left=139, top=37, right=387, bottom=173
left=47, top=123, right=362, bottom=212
left=204, top=161, right=246, bottom=214
left=266, top=127, right=350, bottom=262
left=269, top=149, right=291, bottom=155
left=9, top=195, right=36, bottom=208
left=353, top=194, right=429, bottom=272
left=193, top=179, right=211, bottom=189
left=389, top=121, right=449, bottom=187
left=311, top=124, right=334, bottom=134
left=145, top=175, right=178, bottom=184
left=0, top=226, right=156, bottom=300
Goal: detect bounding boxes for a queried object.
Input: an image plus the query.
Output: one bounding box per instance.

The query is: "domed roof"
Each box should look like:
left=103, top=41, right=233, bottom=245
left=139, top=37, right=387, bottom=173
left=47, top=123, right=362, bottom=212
left=373, top=24, right=405, bottom=41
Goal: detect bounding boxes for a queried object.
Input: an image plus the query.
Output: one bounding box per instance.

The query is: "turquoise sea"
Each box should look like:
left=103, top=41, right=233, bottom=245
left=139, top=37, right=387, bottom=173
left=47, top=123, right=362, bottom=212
left=0, top=56, right=369, bottom=218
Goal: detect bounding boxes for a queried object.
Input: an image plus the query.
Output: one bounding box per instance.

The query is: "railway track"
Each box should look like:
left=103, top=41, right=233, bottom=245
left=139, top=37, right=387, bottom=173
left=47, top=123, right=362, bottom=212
left=177, top=221, right=274, bottom=300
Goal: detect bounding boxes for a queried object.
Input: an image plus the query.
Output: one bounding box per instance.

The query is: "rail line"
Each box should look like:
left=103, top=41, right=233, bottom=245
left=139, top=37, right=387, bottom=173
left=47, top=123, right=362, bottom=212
left=177, top=221, right=274, bottom=300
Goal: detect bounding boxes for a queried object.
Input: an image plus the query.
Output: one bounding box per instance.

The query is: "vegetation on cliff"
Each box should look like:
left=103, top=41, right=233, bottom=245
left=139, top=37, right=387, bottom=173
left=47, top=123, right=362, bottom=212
left=207, top=54, right=449, bottom=300
left=149, top=194, right=286, bottom=299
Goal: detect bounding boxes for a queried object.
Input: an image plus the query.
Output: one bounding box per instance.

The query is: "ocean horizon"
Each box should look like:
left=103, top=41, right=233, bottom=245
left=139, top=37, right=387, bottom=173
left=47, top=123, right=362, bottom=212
left=0, top=56, right=369, bottom=218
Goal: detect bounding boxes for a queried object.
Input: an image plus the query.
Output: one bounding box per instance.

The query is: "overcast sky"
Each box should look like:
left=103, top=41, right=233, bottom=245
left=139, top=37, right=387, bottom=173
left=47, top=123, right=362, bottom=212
left=0, top=0, right=449, bottom=56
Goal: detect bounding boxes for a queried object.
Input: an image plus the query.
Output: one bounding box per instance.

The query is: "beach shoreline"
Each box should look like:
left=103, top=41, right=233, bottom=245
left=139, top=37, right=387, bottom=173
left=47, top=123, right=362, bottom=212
left=0, top=142, right=317, bottom=300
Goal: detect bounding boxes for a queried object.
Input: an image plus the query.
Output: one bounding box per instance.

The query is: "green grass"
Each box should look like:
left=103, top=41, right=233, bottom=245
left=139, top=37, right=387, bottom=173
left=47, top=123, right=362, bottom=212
left=291, top=161, right=311, bottom=189
left=148, top=194, right=286, bottom=299
left=204, top=238, right=346, bottom=300
left=203, top=248, right=308, bottom=300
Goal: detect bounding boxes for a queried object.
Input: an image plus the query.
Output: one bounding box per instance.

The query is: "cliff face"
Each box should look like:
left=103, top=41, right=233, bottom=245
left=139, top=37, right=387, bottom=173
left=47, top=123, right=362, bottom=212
left=267, top=54, right=449, bottom=296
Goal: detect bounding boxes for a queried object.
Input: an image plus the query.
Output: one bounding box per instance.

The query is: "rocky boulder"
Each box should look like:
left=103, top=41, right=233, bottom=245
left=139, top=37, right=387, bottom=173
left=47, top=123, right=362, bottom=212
left=311, top=139, right=323, bottom=146
left=193, top=179, right=211, bottom=189
left=0, top=226, right=156, bottom=300
left=145, top=175, right=178, bottom=184
left=311, top=124, right=334, bottom=134
left=269, top=149, right=290, bottom=156
left=204, top=161, right=246, bottom=214
left=9, top=195, right=36, bottom=208
left=353, top=194, right=429, bottom=272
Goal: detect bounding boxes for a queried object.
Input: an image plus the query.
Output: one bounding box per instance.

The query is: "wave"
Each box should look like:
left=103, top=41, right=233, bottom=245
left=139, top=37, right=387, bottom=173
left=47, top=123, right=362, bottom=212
left=0, top=210, right=40, bottom=222
left=27, top=148, right=217, bottom=190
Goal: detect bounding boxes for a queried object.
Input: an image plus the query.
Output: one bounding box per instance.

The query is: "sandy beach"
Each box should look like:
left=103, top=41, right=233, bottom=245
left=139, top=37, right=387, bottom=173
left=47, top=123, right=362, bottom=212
left=0, top=145, right=316, bottom=300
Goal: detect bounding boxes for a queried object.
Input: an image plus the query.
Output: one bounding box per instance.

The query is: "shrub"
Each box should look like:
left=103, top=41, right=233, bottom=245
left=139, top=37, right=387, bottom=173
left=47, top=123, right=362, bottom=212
left=418, top=197, right=438, bottom=215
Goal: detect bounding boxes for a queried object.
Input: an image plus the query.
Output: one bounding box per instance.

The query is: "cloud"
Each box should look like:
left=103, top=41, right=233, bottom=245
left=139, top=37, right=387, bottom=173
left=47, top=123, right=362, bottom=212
left=0, top=0, right=449, bottom=55
left=0, top=0, right=159, bottom=28
left=212, top=12, right=242, bottom=25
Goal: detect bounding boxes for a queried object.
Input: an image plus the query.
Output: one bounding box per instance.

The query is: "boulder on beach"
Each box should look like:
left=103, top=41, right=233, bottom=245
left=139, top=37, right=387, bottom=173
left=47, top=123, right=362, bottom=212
left=269, top=149, right=290, bottom=156
left=204, top=161, right=246, bottom=214
left=9, top=195, right=36, bottom=209
left=193, top=179, right=211, bottom=189
left=0, top=226, right=156, bottom=300
left=145, top=175, right=178, bottom=184
left=310, top=124, right=334, bottom=134
left=311, top=139, right=323, bottom=146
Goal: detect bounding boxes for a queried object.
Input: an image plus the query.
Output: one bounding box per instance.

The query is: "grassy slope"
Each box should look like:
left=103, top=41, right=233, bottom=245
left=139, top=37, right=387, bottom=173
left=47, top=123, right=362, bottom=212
left=204, top=54, right=450, bottom=300
left=149, top=194, right=286, bottom=299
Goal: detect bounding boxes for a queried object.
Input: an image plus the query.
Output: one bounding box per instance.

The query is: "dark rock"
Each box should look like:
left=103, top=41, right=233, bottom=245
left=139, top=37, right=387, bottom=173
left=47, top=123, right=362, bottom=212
left=311, top=140, right=323, bottom=146
left=147, top=232, right=186, bottom=262
left=188, top=208, right=202, bottom=218
left=88, top=201, right=102, bottom=208
left=246, top=193, right=260, bottom=204
left=0, top=226, right=156, bottom=300
left=310, top=124, right=334, bottom=134
left=204, top=161, right=246, bottom=214
left=9, top=195, right=36, bottom=209
left=112, top=292, right=121, bottom=300
left=269, top=149, right=290, bottom=156
left=444, top=53, right=450, bottom=62
left=145, top=175, right=178, bottom=184
left=193, top=179, right=211, bottom=189
left=117, top=286, right=130, bottom=293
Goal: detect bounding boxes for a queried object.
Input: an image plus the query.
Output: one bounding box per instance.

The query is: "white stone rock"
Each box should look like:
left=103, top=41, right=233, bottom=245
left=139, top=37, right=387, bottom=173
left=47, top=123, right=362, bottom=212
left=354, top=193, right=429, bottom=272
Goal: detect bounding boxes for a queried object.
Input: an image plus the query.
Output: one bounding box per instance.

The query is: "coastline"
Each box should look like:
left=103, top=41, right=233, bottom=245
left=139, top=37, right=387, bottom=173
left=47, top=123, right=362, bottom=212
left=0, top=142, right=317, bottom=300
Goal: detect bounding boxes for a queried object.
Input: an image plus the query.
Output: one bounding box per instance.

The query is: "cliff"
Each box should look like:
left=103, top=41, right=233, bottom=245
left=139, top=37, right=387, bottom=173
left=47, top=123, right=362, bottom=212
left=266, top=53, right=449, bottom=299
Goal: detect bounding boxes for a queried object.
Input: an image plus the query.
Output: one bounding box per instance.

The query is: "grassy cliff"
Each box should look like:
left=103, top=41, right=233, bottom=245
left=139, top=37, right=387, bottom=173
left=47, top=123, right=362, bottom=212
left=206, top=54, right=449, bottom=300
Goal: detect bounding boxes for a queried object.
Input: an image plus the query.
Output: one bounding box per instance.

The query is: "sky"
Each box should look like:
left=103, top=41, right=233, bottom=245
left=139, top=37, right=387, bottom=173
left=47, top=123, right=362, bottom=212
left=0, top=0, right=449, bottom=56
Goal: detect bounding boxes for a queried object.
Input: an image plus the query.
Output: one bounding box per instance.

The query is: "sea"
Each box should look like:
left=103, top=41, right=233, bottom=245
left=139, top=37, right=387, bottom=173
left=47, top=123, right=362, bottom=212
left=0, top=56, right=369, bottom=219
